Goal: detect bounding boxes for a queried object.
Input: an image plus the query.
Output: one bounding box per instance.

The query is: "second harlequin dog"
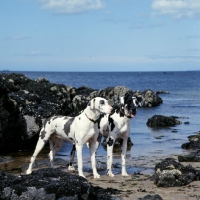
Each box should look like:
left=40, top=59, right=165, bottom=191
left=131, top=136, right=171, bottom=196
left=69, top=92, right=142, bottom=177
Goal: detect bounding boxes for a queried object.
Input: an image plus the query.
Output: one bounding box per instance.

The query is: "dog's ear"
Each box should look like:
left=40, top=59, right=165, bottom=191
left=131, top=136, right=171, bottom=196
left=88, top=98, right=96, bottom=109
left=136, top=96, right=143, bottom=107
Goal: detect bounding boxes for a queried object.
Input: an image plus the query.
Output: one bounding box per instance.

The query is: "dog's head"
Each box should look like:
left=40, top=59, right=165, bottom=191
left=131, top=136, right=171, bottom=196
left=88, top=97, right=112, bottom=114
left=120, top=93, right=141, bottom=118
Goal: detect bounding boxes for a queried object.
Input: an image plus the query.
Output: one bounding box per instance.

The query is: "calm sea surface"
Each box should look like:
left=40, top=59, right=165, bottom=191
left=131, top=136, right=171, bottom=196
left=2, top=71, right=200, bottom=172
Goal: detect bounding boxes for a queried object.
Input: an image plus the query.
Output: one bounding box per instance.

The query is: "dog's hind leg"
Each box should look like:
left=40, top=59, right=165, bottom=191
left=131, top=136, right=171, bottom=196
left=26, top=134, right=48, bottom=174
left=68, top=143, right=76, bottom=171
left=121, top=136, right=129, bottom=176
left=49, top=135, right=63, bottom=168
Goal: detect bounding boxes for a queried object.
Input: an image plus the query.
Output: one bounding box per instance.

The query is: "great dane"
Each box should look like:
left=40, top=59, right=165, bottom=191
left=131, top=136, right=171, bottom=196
left=69, top=92, right=141, bottom=177
left=26, top=97, right=112, bottom=179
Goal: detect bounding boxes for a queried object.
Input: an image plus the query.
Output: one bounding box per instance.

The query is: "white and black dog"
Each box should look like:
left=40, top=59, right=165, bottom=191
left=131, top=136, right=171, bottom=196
left=69, top=92, right=141, bottom=177
left=26, top=97, right=112, bottom=179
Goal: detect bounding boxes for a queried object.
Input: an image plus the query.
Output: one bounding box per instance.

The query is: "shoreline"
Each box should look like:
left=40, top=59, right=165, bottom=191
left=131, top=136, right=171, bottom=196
left=1, top=151, right=200, bottom=199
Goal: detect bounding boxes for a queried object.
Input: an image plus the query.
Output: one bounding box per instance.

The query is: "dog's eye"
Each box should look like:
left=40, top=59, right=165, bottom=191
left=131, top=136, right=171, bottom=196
left=99, top=100, right=105, bottom=105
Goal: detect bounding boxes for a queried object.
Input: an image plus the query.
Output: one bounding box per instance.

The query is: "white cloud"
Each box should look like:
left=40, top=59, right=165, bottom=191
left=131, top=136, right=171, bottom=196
left=39, top=0, right=105, bottom=14
left=6, top=36, right=30, bottom=40
left=151, top=0, right=200, bottom=19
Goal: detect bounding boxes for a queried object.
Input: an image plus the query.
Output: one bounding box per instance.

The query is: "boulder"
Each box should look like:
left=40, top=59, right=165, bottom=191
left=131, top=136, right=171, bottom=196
left=181, top=132, right=200, bottom=150
left=0, top=168, right=120, bottom=200
left=151, top=158, right=200, bottom=187
left=178, top=152, right=200, bottom=162
left=146, top=115, right=181, bottom=128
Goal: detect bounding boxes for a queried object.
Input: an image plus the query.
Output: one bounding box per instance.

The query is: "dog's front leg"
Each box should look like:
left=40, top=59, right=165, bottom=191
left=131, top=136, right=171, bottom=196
left=76, top=144, right=85, bottom=178
left=121, top=137, right=129, bottom=176
left=89, top=141, right=100, bottom=179
left=106, top=136, right=115, bottom=177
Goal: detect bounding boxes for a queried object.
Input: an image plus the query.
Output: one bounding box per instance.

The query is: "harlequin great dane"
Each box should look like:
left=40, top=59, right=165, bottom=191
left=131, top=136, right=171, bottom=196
left=69, top=92, right=141, bottom=177
left=26, top=97, right=112, bottom=179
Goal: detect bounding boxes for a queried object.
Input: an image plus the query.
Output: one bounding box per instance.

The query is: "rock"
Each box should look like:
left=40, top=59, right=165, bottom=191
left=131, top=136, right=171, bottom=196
left=178, top=152, right=200, bottom=162
left=181, top=133, right=200, bottom=150
left=138, top=194, right=163, bottom=200
left=0, top=73, right=163, bottom=153
left=140, top=89, right=163, bottom=107
left=0, top=168, right=120, bottom=200
left=146, top=115, right=181, bottom=128
left=151, top=158, right=200, bottom=187
left=156, top=90, right=169, bottom=94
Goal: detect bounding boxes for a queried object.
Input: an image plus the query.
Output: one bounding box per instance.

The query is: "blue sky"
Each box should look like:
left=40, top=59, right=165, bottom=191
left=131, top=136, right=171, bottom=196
left=0, top=0, right=200, bottom=72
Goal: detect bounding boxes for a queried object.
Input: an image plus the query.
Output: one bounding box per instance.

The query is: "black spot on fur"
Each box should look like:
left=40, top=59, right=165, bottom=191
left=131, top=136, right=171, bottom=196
left=43, top=118, right=50, bottom=128
left=40, top=130, right=46, bottom=139
left=98, top=113, right=106, bottom=129
left=107, top=138, right=114, bottom=146
left=108, top=116, right=115, bottom=131
left=63, top=118, right=75, bottom=136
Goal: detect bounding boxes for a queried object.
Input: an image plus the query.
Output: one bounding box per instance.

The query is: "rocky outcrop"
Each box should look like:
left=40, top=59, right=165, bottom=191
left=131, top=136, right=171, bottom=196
left=178, top=152, right=200, bottom=162
left=0, top=168, right=120, bottom=200
left=138, top=194, right=163, bottom=200
left=0, top=73, right=163, bottom=153
left=146, top=115, right=181, bottom=128
left=181, top=132, right=200, bottom=150
left=151, top=158, right=200, bottom=187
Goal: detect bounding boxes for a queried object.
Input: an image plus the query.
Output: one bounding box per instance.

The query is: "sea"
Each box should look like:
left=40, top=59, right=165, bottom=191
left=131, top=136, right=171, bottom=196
left=1, top=71, right=200, bottom=173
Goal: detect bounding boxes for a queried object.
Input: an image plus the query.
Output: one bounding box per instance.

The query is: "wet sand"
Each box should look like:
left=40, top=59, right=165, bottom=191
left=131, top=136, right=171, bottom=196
left=1, top=149, right=200, bottom=200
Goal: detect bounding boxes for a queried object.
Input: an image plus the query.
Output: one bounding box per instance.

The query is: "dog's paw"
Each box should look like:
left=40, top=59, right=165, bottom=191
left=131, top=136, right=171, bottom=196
left=107, top=172, right=115, bottom=177
left=79, top=174, right=86, bottom=179
left=26, top=170, right=32, bottom=175
left=68, top=165, right=75, bottom=171
left=94, top=173, right=100, bottom=179
left=122, top=172, right=129, bottom=177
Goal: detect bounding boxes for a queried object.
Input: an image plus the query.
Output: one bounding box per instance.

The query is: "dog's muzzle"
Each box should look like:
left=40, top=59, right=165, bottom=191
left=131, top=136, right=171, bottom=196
left=129, top=108, right=137, bottom=118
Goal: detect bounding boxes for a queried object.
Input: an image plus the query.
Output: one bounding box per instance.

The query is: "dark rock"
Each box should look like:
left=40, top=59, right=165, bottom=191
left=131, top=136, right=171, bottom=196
left=181, top=132, right=200, bottom=150
left=0, top=168, right=120, bottom=200
left=146, top=115, right=181, bottom=128
left=138, top=194, right=163, bottom=200
left=178, top=152, right=200, bottom=162
left=151, top=158, right=200, bottom=187
left=156, top=90, right=169, bottom=94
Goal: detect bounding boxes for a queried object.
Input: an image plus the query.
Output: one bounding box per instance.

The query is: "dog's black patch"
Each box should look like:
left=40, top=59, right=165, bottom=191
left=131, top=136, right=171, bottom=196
left=79, top=117, right=81, bottom=120
left=40, top=130, right=46, bottom=139
left=98, top=113, right=106, bottom=129
left=69, top=144, right=76, bottom=166
left=43, top=118, right=51, bottom=128
left=108, top=116, right=115, bottom=131
left=63, top=118, right=75, bottom=136
left=52, top=116, right=60, bottom=121
left=107, top=137, right=114, bottom=146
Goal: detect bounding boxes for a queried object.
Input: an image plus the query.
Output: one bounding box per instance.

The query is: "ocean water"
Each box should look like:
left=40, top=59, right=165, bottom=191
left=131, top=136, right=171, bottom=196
left=2, top=71, right=200, bottom=172
left=20, top=71, right=200, bottom=159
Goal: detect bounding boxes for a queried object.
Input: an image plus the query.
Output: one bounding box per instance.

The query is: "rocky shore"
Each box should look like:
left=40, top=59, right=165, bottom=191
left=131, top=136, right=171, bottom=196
left=1, top=73, right=200, bottom=200
left=0, top=73, right=162, bottom=153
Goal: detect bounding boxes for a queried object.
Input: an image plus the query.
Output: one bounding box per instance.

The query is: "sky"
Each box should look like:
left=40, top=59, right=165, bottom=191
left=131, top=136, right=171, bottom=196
left=0, top=0, right=200, bottom=72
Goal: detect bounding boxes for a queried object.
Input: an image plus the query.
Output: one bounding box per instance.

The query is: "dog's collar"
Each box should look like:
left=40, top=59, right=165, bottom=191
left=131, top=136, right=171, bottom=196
left=85, top=112, right=100, bottom=123
left=120, top=107, right=132, bottom=119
